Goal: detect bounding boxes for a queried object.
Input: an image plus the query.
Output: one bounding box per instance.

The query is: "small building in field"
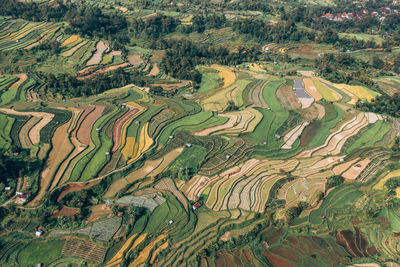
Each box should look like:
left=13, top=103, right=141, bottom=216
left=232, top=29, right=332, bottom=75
left=35, top=230, right=43, bottom=237
left=192, top=201, right=203, bottom=210
left=16, top=191, right=31, bottom=199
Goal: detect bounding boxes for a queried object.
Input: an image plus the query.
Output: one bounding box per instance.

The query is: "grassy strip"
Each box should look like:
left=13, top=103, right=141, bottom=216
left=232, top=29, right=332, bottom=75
left=346, top=120, right=390, bottom=154
left=79, top=107, right=120, bottom=181
left=158, top=111, right=228, bottom=144
left=306, top=103, right=345, bottom=149
left=37, top=108, right=72, bottom=144
left=248, top=81, right=286, bottom=144
left=0, top=114, right=14, bottom=150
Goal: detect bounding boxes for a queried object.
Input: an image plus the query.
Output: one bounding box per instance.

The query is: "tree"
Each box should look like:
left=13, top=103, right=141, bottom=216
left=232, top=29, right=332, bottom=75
left=327, top=175, right=344, bottom=189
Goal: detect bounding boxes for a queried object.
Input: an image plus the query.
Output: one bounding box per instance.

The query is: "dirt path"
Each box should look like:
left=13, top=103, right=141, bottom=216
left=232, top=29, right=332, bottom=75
left=86, top=41, right=109, bottom=66
left=76, top=105, right=105, bottom=145
left=28, top=118, right=73, bottom=206
left=9, top=73, right=27, bottom=90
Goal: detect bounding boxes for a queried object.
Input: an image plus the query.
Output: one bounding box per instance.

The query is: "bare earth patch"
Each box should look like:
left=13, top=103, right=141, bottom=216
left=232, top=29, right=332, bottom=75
left=127, top=53, right=144, bottom=66
left=342, top=158, right=371, bottom=180
left=86, top=41, right=109, bottom=66
left=304, top=78, right=322, bottom=101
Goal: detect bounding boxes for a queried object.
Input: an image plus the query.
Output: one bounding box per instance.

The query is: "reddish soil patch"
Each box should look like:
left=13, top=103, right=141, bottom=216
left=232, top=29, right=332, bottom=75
left=71, top=106, right=95, bottom=138
left=57, top=180, right=100, bottom=203
left=300, top=120, right=321, bottom=147
left=76, top=105, right=105, bottom=145
left=270, top=247, right=301, bottom=263
left=112, top=107, right=140, bottom=151
left=52, top=206, right=79, bottom=217
left=263, top=250, right=295, bottom=267
left=215, top=252, right=226, bottom=266
left=336, top=229, right=379, bottom=258
left=242, top=249, right=253, bottom=264
left=147, top=64, right=159, bottom=76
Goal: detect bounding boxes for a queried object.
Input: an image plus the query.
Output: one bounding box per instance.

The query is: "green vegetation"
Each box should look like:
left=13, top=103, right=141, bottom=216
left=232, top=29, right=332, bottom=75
left=17, top=240, right=65, bottom=266
left=346, top=120, right=391, bottom=153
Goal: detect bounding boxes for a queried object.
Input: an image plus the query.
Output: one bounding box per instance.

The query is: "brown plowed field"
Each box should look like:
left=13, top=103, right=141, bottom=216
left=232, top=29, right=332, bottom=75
left=76, top=105, right=105, bottom=145
left=71, top=106, right=95, bottom=138
left=77, top=63, right=129, bottom=80
left=342, top=158, right=371, bottom=180
left=57, top=180, right=101, bottom=203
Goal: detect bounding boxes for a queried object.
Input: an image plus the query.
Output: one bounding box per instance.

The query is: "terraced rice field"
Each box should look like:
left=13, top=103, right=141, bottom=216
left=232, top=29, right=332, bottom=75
left=0, top=24, right=395, bottom=267
left=312, top=78, right=341, bottom=101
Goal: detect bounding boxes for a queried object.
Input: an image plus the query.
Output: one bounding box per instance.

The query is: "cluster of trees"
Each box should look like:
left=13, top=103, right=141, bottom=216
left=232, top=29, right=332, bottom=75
left=0, top=150, right=42, bottom=204
left=65, top=7, right=127, bottom=38
left=42, top=68, right=146, bottom=98
left=0, top=0, right=68, bottom=22
left=182, top=14, right=227, bottom=34
left=327, top=175, right=345, bottom=189
left=315, top=53, right=376, bottom=85
left=0, top=0, right=127, bottom=39
left=356, top=94, right=400, bottom=117
left=0, top=150, right=41, bottom=186
left=131, top=14, right=178, bottom=38
left=61, top=178, right=111, bottom=221
left=233, top=19, right=315, bottom=43
left=153, top=38, right=258, bottom=83
left=285, top=201, right=309, bottom=221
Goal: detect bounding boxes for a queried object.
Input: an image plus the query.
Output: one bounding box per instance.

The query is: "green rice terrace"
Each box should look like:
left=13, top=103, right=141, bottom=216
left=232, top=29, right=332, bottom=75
left=2, top=0, right=400, bottom=266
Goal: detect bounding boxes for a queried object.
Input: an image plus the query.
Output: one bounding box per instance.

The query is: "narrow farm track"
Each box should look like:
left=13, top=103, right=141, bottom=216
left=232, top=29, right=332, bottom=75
left=8, top=73, right=27, bottom=90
